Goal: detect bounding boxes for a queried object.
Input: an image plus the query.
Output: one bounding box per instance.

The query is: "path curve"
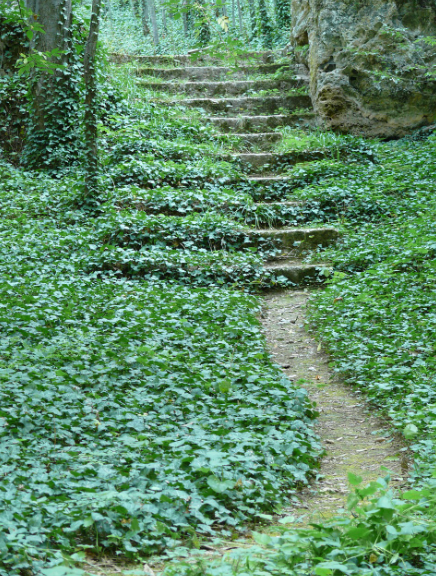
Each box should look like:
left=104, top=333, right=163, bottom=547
left=262, top=290, right=408, bottom=523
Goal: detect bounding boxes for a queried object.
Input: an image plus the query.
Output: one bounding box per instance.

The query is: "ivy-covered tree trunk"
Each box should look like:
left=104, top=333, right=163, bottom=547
left=24, top=0, right=78, bottom=168
left=246, top=0, right=256, bottom=38
left=196, top=0, right=211, bottom=46
left=258, top=0, right=273, bottom=47
left=130, top=0, right=140, bottom=17
left=274, top=0, right=290, bottom=28
left=83, top=0, right=102, bottom=196
left=182, top=0, right=189, bottom=36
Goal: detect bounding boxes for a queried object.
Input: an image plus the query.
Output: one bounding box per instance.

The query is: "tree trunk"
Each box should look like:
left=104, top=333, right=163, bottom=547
left=275, top=0, right=290, bottom=28
left=83, top=0, right=102, bottom=195
left=162, top=8, right=167, bottom=31
left=141, top=0, right=150, bottom=36
left=182, top=0, right=189, bottom=36
left=196, top=0, right=211, bottom=46
left=149, top=0, right=159, bottom=45
left=25, top=0, right=72, bottom=133
left=24, top=0, right=80, bottom=168
left=236, top=0, right=244, bottom=35
left=231, top=0, right=236, bottom=29
left=131, top=0, right=140, bottom=17
left=259, top=0, right=273, bottom=47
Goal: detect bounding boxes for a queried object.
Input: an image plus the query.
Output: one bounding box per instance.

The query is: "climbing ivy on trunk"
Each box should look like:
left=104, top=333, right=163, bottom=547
left=23, top=0, right=83, bottom=170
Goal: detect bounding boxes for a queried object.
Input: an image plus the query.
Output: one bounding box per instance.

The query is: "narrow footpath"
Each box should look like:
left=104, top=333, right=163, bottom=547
left=263, top=290, right=408, bottom=523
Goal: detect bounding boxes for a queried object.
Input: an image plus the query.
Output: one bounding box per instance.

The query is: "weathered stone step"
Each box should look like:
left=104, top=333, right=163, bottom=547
left=249, top=227, right=339, bottom=252
left=234, top=152, right=276, bottom=168
left=163, top=94, right=311, bottom=116
left=111, top=50, right=277, bottom=67
left=233, top=149, right=327, bottom=170
left=216, top=132, right=282, bottom=151
left=208, top=113, right=317, bottom=133
left=265, top=260, right=332, bottom=284
left=249, top=175, right=293, bottom=183
left=138, top=78, right=306, bottom=97
left=254, top=200, right=303, bottom=208
left=136, top=63, right=293, bottom=81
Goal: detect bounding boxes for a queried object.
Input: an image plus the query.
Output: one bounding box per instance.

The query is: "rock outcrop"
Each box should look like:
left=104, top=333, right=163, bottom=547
left=291, top=0, right=436, bottom=137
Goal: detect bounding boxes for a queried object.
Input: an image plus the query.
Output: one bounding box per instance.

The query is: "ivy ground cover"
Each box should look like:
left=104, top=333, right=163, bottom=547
left=0, top=147, right=321, bottom=574
left=166, top=134, right=436, bottom=576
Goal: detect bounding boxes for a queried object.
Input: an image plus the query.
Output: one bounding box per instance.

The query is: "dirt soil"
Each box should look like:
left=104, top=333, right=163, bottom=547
left=262, top=289, right=409, bottom=523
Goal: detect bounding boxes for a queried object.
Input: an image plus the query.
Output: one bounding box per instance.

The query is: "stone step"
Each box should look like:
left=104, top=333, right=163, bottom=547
left=234, top=152, right=276, bottom=168
left=138, top=78, right=307, bottom=97
left=249, top=227, right=340, bottom=252
left=136, top=63, right=294, bottom=81
left=163, top=94, right=311, bottom=116
left=233, top=149, right=328, bottom=170
left=254, top=200, right=303, bottom=208
left=216, top=132, right=282, bottom=151
left=111, top=50, right=278, bottom=67
left=208, top=113, right=317, bottom=133
left=249, top=175, right=293, bottom=182
left=265, top=260, right=332, bottom=284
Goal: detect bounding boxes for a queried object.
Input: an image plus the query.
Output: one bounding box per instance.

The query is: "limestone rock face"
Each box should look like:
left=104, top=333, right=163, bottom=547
left=291, top=0, right=436, bottom=137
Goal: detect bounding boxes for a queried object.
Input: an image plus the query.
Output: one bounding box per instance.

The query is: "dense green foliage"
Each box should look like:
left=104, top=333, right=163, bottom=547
left=167, top=473, right=436, bottom=575
left=307, top=138, right=436, bottom=473
left=159, top=133, right=436, bottom=576
left=2, top=0, right=436, bottom=571
left=102, top=0, right=290, bottom=55
left=0, top=63, right=327, bottom=574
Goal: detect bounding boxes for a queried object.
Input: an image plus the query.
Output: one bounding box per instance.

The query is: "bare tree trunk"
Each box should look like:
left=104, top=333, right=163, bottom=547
left=83, top=0, right=102, bottom=195
left=162, top=8, right=167, bottom=31
left=141, top=0, right=150, bottom=35
left=182, top=0, right=188, bottom=37
left=149, top=0, right=159, bottom=45
left=236, top=0, right=244, bottom=35
left=231, top=0, right=236, bottom=29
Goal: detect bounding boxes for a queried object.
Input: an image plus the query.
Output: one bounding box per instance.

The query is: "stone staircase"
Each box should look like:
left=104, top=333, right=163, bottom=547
left=115, top=50, right=338, bottom=286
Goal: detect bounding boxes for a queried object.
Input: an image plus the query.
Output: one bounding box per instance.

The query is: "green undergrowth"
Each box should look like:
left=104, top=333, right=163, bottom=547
left=154, top=135, right=436, bottom=575
left=163, top=472, right=436, bottom=576
left=0, top=160, right=324, bottom=576
left=0, top=61, right=331, bottom=575
left=3, top=47, right=436, bottom=576
left=308, top=137, right=436, bottom=472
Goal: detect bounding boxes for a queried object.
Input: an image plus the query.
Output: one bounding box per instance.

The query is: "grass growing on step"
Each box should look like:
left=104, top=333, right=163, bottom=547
left=274, top=127, right=377, bottom=157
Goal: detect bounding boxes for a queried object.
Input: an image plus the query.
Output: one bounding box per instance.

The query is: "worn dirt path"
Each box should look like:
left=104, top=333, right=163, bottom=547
left=262, top=290, right=408, bottom=523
